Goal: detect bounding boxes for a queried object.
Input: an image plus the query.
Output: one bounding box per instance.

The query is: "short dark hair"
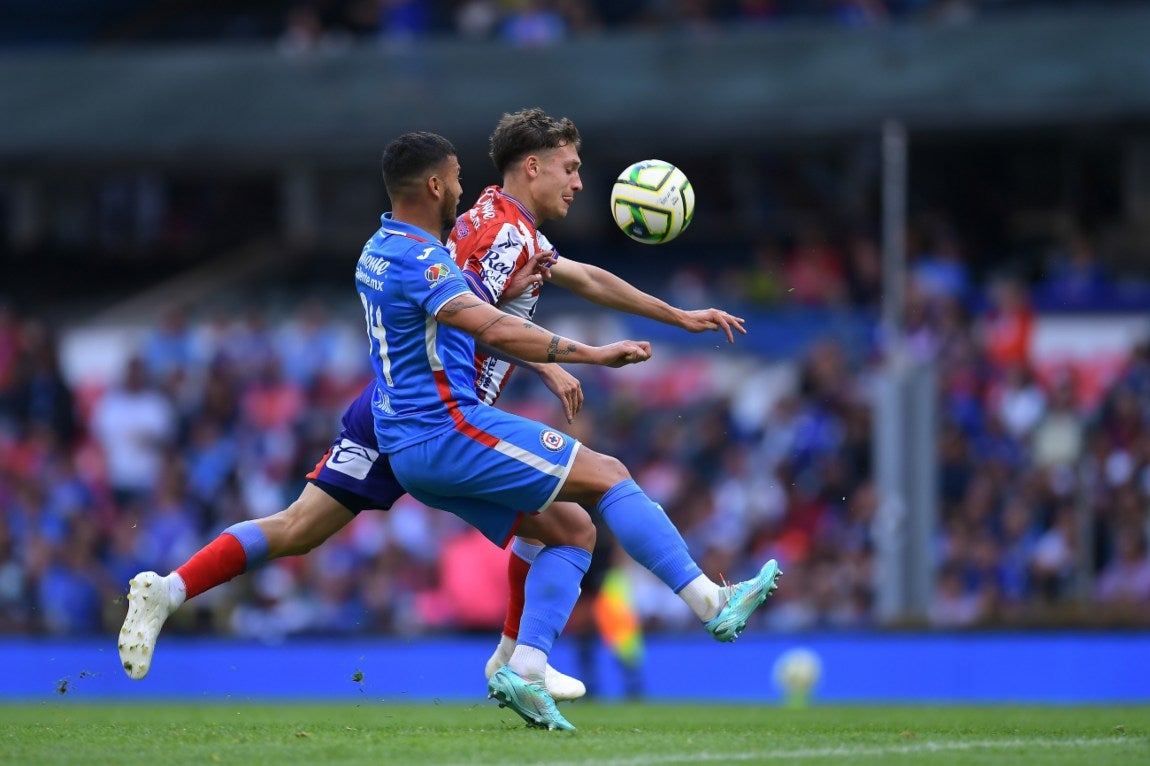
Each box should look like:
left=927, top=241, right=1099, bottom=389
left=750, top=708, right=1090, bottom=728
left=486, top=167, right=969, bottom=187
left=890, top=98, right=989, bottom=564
left=381, top=131, right=457, bottom=201
left=489, top=108, right=581, bottom=175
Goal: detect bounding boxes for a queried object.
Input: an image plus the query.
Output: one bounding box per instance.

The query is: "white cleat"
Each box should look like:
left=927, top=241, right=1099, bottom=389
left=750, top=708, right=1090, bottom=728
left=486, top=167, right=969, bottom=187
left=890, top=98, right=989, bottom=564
left=485, top=645, right=587, bottom=701
left=118, top=571, right=176, bottom=680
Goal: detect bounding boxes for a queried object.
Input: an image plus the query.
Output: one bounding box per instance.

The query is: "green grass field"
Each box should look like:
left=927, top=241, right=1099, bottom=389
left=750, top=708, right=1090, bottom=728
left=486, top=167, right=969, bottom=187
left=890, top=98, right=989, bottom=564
left=2, top=703, right=1146, bottom=765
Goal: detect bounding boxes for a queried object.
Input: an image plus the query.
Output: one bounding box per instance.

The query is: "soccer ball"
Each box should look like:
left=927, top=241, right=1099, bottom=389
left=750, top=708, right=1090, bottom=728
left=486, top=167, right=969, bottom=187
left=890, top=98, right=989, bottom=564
left=772, top=647, right=822, bottom=706
left=609, top=159, right=695, bottom=244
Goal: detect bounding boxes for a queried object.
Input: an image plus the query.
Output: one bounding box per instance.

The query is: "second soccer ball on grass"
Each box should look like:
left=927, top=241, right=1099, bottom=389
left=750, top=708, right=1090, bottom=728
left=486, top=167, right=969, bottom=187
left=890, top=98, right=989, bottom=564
left=610, top=159, right=695, bottom=244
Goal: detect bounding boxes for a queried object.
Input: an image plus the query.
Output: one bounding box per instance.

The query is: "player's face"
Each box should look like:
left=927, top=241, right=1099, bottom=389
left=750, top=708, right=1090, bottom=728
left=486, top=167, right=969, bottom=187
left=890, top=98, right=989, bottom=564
left=438, top=156, right=463, bottom=231
left=534, top=143, right=582, bottom=221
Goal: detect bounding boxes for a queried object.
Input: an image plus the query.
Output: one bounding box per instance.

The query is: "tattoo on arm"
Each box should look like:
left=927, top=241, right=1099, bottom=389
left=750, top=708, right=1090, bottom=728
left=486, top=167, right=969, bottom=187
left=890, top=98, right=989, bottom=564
left=440, top=295, right=487, bottom=316
left=440, top=295, right=512, bottom=340
left=547, top=335, right=578, bottom=363
left=474, top=313, right=509, bottom=339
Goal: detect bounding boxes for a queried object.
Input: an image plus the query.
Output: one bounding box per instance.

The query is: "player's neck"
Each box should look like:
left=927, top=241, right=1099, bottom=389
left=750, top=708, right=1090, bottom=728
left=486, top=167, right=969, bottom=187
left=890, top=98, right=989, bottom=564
left=389, top=204, right=445, bottom=243
left=499, top=181, right=540, bottom=221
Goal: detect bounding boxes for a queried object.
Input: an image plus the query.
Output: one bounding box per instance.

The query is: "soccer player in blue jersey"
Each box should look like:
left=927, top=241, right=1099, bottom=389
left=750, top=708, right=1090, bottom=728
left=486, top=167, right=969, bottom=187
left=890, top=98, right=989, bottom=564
left=352, top=131, right=780, bottom=731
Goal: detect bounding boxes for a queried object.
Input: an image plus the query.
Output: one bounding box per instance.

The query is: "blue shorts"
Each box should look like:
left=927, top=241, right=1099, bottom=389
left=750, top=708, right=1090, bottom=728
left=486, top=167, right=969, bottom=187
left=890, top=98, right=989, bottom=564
left=388, top=404, right=580, bottom=547
left=306, top=383, right=405, bottom=513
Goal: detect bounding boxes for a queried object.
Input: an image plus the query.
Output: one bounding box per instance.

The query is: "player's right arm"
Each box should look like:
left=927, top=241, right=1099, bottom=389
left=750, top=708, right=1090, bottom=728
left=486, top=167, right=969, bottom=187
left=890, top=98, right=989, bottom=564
left=548, top=256, right=747, bottom=343
left=436, top=293, right=650, bottom=369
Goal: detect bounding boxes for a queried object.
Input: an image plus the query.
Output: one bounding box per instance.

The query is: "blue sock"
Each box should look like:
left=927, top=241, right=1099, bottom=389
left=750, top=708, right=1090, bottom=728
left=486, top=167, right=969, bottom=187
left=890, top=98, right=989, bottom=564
left=516, top=545, right=591, bottom=655
left=223, top=520, right=270, bottom=570
left=598, top=479, right=703, bottom=593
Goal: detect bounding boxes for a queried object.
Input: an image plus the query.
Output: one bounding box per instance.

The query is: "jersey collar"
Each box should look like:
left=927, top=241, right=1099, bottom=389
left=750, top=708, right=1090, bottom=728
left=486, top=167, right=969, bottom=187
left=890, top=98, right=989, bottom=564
left=494, top=187, right=536, bottom=226
left=379, top=212, right=441, bottom=244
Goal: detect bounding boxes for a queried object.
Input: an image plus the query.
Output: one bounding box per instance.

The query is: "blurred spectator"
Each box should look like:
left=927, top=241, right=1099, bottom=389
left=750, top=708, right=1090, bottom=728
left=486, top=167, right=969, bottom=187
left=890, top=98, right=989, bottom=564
left=735, top=0, right=781, bottom=26
left=991, top=363, right=1047, bottom=440
left=415, top=527, right=510, bottom=630
left=783, top=222, right=849, bottom=306
left=740, top=238, right=788, bottom=307
left=0, top=521, right=31, bottom=631
left=981, top=277, right=1034, bottom=370
left=89, top=356, right=177, bottom=509
left=140, top=305, right=196, bottom=384
left=230, top=563, right=315, bottom=642
left=135, top=454, right=202, bottom=574
left=929, top=561, right=984, bottom=627
left=824, top=0, right=890, bottom=27
left=1094, top=526, right=1150, bottom=608
left=32, top=518, right=109, bottom=635
left=454, top=0, right=501, bottom=38
left=911, top=224, right=970, bottom=306
left=844, top=231, right=883, bottom=311
left=500, top=0, right=568, bottom=46
left=5, top=320, right=77, bottom=443
left=274, top=299, right=342, bottom=389
left=219, top=307, right=279, bottom=383
left=1035, top=231, right=1113, bottom=310
left=1028, top=503, right=1077, bottom=603
left=1030, top=375, right=1084, bottom=470
left=374, top=0, right=435, bottom=42
left=278, top=3, right=353, bottom=55
left=0, top=303, right=21, bottom=414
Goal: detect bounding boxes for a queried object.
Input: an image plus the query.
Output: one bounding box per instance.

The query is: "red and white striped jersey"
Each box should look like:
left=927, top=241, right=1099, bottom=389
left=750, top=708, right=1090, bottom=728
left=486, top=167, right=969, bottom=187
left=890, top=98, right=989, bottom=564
left=447, top=185, right=556, bottom=405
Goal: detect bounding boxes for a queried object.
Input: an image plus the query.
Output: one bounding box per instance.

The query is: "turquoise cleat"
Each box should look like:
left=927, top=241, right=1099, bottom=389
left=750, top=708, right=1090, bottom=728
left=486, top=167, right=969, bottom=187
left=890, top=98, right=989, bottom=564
left=487, top=665, right=576, bottom=732
left=704, top=559, right=783, bottom=642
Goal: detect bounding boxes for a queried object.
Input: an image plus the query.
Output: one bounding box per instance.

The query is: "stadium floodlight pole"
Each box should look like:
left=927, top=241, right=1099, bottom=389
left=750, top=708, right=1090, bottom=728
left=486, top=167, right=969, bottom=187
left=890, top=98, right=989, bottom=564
left=874, top=118, right=911, bottom=624
left=881, top=119, right=907, bottom=348
left=874, top=118, right=938, bottom=625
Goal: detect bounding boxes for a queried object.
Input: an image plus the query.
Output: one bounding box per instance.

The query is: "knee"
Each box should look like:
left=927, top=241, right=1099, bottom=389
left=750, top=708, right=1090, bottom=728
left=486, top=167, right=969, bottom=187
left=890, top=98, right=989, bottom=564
left=571, top=514, right=596, bottom=553
left=595, top=453, right=631, bottom=488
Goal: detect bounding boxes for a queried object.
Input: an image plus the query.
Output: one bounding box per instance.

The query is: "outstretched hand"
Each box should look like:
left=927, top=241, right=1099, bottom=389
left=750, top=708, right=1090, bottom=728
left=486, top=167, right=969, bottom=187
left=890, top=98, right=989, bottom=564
left=680, top=308, right=747, bottom=344
left=500, top=250, right=558, bottom=303
left=599, top=340, right=652, bottom=368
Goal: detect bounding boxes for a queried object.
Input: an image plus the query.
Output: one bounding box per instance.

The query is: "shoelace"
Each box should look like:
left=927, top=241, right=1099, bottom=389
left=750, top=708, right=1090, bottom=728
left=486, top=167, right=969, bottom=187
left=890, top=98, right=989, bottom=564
left=717, top=572, right=737, bottom=604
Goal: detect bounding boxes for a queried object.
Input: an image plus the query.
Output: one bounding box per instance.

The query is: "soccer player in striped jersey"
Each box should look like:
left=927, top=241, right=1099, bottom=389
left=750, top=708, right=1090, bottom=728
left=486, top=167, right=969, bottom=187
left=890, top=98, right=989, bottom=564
left=446, top=108, right=749, bottom=692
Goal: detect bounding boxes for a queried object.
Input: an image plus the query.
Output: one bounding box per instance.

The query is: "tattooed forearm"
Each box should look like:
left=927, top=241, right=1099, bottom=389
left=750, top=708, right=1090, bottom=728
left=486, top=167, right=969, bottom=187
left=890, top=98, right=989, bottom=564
left=474, top=313, right=510, bottom=339
left=546, top=334, right=578, bottom=363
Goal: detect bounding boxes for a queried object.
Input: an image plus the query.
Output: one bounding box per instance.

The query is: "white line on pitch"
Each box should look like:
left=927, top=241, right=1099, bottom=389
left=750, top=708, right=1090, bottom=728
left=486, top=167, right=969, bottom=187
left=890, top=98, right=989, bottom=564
left=450, top=736, right=1138, bottom=766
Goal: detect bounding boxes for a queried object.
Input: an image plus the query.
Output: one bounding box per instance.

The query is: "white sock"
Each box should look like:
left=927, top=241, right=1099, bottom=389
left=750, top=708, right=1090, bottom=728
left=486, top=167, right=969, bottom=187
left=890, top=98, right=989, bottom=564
left=678, top=574, right=725, bottom=621
left=495, top=633, right=516, bottom=663
left=166, top=572, right=187, bottom=610
left=509, top=645, right=547, bottom=681
left=510, top=537, right=544, bottom=564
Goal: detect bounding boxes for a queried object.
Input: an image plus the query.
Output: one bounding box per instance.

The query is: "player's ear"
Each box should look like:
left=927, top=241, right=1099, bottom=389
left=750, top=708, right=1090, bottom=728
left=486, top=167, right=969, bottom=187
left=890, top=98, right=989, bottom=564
left=427, top=175, right=442, bottom=199
left=524, top=154, right=539, bottom=179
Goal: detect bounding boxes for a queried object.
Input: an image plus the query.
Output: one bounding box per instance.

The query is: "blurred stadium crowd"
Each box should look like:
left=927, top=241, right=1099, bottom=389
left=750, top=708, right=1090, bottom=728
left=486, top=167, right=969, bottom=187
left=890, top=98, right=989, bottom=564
left=3, top=211, right=1150, bottom=641
left=3, top=0, right=1150, bottom=652
left=5, top=0, right=1150, bottom=50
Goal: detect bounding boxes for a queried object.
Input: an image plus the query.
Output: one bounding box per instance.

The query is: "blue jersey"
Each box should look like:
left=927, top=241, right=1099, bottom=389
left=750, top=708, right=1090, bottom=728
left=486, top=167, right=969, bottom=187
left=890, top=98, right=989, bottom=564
left=355, top=213, right=479, bottom=453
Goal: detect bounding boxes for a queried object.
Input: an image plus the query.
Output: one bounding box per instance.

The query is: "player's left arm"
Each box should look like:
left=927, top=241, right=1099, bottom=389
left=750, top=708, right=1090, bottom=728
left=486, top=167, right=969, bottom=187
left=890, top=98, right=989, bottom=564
left=475, top=340, right=583, bottom=422
left=547, top=257, right=747, bottom=343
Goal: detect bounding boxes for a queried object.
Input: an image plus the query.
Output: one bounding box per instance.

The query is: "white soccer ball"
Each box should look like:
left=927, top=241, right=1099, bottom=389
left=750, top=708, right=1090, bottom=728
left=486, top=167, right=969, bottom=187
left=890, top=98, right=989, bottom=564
left=772, top=647, right=823, bottom=698
left=609, top=159, right=695, bottom=244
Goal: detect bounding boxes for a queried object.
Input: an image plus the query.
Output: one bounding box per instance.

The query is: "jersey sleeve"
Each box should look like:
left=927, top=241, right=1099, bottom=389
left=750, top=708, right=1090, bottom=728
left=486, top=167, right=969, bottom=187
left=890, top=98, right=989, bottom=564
left=406, top=244, right=472, bottom=317
left=536, top=231, right=560, bottom=263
